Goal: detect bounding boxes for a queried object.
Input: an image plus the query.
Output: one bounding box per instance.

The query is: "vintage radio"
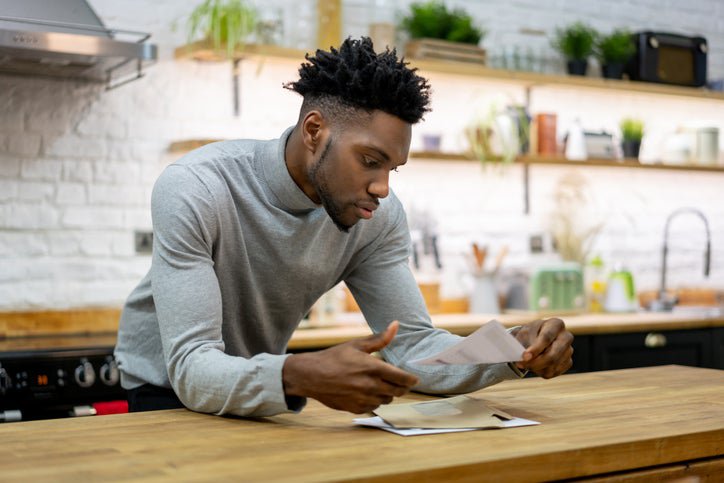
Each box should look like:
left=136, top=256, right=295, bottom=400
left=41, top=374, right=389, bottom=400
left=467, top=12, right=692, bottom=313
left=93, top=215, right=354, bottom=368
left=625, top=31, right=707, bottom=87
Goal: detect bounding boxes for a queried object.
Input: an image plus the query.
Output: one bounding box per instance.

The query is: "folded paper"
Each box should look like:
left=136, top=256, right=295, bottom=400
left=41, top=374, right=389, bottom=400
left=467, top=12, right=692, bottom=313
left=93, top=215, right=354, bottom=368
left=410, top=320, right=525, bottom=366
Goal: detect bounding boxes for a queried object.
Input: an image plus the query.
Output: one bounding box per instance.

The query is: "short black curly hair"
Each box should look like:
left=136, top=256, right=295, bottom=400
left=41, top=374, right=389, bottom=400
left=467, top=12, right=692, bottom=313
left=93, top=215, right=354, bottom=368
left=284, top=37, right=431, bottom=124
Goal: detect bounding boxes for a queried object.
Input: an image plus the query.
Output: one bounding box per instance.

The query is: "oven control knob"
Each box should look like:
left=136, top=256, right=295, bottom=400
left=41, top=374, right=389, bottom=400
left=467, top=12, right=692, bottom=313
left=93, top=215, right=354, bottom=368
left=74, top=359, right=96, bottom=388
left=0, top=366, right=11, bottom=395
left=100, top=358, right=119, bottom=386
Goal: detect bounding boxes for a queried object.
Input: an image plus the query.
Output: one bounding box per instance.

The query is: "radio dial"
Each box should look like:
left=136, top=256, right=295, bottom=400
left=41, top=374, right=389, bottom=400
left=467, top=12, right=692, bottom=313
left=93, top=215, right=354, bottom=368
left=699, top=43, right=708, bottom=53
left=100, top=358, right=119, bottom=386
left=649, top=36, right=659, bottom=49
left=74, top=359, right=96, bottom=388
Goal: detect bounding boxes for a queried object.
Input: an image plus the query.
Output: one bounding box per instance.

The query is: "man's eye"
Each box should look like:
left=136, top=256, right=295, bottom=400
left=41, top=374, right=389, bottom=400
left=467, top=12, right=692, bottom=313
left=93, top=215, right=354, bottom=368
left=363, top=157, right=378, bottom=167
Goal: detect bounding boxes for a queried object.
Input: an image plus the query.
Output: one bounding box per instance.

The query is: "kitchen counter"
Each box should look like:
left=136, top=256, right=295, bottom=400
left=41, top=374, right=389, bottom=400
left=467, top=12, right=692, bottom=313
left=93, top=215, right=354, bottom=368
left=1, top=365, right=722, bottom=482
left=2, top=309, right=723, bottom=352
left=289, top=310, right=724, bottom=350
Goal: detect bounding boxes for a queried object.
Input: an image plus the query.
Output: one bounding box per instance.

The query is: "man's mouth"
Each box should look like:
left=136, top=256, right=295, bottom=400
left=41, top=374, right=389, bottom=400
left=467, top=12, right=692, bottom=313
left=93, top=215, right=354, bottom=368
left=355, top=201, right=378, bottom=220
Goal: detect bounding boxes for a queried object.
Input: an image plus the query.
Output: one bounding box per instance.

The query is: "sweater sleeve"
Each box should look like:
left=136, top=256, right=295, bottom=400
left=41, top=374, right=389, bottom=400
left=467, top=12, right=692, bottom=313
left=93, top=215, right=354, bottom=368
left=344, top=197, right=518, bottom=394
left=150, top=166, right=305, bottom=417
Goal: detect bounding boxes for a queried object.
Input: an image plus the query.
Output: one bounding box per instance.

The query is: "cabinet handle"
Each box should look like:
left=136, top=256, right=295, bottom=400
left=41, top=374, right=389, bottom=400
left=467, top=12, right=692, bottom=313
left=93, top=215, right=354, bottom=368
left=645, top=332, right=667, bottom=348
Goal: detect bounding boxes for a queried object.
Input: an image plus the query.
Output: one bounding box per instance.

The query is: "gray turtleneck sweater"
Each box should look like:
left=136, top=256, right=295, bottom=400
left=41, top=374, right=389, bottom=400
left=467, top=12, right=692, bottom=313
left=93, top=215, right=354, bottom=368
left=114, top=127, right=516, bottom=417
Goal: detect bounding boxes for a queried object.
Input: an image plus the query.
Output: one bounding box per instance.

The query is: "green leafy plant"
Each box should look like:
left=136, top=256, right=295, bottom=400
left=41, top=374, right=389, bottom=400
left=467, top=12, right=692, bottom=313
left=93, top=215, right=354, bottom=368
left=401, top=1, right=485, bottom=45
left=620, top=118, right=644, bottom=142
left=465, top=105, right=528, bottom=168
left=595, top=29, right=635, bottom=64
left=552, top=22, right=597, bottom=60
left=185, top=0, right=258, bottom=58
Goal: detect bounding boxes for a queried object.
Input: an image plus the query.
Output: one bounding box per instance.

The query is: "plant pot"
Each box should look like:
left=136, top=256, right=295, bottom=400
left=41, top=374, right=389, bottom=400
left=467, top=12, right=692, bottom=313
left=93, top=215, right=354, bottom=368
left=621, top=140, right=641, bottom=159
left=602, top=63, right=624, bottom=79
left=566, top=59, right=588, bottom=76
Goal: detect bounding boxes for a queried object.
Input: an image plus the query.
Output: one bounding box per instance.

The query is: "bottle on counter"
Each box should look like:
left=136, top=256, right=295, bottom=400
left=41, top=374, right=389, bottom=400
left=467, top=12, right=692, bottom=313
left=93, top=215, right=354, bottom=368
left=604, top=263, right=638, bottom=313
left=585, top=255, right=607, bottom=313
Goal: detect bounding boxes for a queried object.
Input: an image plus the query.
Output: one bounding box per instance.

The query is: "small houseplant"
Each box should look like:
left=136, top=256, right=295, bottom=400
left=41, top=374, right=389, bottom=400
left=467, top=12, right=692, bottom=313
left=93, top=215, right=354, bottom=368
left=185, top=0, right=258, bottom=59
left=552, top=22, right=597, bottom=76
left=620, top=117, right=644, bottom=159
left=465, top=105, right=529, bottom=169
left=401, top=0, right=485, bottom=45
left=595, top=29, right=635, bottom=79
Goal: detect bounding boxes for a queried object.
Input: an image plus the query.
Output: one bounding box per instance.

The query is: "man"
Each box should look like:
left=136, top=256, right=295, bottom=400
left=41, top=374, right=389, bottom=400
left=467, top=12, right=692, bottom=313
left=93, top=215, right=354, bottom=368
left=114, top=37, right=573, bottom=417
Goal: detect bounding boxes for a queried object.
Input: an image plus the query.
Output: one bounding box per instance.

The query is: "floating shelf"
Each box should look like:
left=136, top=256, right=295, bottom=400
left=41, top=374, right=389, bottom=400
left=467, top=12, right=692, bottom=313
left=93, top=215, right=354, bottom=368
left=410, top=152, right=724, bottom=173
left=174, top=42, right=724, bottom=102
left=173, top=41, right=307, bottom=62
left=409, top=59, right=724, bottom=102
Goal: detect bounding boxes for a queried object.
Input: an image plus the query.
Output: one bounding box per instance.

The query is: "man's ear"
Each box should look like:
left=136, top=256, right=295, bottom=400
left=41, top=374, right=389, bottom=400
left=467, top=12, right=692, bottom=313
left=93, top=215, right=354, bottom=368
left=301, top=110, right=326, bottom=154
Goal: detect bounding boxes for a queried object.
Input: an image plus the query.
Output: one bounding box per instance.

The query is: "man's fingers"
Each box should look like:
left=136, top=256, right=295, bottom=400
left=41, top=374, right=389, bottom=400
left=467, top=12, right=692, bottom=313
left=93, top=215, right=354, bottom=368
left=522, top=337, right=574, bottom=375
left=353, top=320, right=399, bottom=354
left=376, top=362, right=419, bottom=388
left=522, top=318, right=565, bottom=360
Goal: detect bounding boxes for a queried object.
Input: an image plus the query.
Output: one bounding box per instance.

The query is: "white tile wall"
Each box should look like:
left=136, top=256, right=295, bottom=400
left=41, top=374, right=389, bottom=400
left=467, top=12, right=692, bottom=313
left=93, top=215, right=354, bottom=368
left=0, top=0, right=723, bottom=309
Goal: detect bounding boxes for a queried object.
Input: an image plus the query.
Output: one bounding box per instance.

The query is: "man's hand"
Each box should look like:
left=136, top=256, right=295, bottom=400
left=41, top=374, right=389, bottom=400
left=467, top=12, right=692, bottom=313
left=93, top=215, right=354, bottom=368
left=282, top=321, right=419, bottom=414
left=513, top=318, right=574, bottom=379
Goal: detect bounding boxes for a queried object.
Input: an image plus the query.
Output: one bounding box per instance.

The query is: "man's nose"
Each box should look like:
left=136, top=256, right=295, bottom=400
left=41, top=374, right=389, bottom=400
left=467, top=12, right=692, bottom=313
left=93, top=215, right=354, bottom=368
left=368, top=170, right=389, bottom=199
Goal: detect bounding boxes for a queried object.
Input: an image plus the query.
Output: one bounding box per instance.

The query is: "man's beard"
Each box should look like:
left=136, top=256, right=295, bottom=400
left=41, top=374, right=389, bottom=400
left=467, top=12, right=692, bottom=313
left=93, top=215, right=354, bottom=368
left=309, top=139, right=351, bottom=233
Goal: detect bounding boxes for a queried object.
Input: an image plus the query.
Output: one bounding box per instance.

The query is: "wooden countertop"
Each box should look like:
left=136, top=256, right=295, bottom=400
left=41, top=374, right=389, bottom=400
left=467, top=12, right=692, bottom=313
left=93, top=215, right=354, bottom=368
left=290, top=310, right=724, bottom=349
left=1, top=365, right=722, bottom=482
left=1, top=310, right=723, bottom=353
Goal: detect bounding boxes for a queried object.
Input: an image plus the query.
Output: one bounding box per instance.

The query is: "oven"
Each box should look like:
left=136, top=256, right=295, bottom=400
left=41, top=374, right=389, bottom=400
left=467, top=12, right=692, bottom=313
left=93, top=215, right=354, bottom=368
left=0, top=335, right=127, bottom=422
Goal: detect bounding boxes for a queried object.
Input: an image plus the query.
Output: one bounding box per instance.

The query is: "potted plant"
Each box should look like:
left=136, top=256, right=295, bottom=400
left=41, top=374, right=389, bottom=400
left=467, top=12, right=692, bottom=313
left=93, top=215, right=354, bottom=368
left=552, top=22, right=597, bottom=76
left=401, top=1, right=484, bottom=44
left=465, top=105, right=528, bottom=169
left=400, top=1, right=487, bottom=64
left=185, top=0, right=258, bottom=59
left=620, top=117, right=644, bottom=159
left=595, top=29, right=635, bottom=79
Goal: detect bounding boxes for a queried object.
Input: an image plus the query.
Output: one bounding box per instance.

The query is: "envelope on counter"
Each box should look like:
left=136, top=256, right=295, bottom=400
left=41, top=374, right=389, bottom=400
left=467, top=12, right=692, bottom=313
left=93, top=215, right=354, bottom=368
left=372, top=395, right=515, bottom=429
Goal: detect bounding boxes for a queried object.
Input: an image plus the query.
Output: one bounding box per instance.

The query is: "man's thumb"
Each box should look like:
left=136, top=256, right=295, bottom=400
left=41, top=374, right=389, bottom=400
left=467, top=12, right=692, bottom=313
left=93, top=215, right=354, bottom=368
left=356, top=321, right=399, bottom=354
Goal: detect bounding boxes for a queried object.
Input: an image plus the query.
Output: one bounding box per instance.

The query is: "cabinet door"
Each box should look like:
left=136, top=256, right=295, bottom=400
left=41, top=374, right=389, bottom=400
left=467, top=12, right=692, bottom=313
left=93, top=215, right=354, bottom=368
left=713, top=328, right=724, bottom=370
left=592, top=329, right=713, bottom=371
left=569, top=335, right=591, bottom=374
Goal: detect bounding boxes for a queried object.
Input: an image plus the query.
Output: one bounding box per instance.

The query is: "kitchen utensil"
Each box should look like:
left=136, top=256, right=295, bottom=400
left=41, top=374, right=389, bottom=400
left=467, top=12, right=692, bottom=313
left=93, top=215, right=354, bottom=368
left=493, top=246, right=509, bottom=274
left=472, top=243, right=488, bottom=272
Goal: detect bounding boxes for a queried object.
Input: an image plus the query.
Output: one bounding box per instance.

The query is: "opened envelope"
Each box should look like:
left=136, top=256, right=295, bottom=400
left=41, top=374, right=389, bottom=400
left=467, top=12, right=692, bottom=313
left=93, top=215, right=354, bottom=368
left=410, top=320, right=525, bottom=365
left=373, top=395, right=515, bottom=429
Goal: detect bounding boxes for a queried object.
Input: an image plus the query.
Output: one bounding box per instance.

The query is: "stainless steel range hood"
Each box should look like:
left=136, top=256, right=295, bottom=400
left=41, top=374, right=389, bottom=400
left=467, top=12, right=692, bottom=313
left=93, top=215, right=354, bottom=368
left=0, top=0, right=157, bottom=89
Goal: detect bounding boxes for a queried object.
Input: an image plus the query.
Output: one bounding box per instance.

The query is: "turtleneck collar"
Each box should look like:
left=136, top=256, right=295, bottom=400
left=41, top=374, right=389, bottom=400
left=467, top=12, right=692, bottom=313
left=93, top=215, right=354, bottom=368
left=262, top=126, right=320, bottom=213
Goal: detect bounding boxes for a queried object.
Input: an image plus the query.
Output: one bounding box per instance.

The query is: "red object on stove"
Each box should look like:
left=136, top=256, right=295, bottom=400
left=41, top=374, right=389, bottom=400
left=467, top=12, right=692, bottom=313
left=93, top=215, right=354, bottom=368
left=92, top=400, right=128, bottom=415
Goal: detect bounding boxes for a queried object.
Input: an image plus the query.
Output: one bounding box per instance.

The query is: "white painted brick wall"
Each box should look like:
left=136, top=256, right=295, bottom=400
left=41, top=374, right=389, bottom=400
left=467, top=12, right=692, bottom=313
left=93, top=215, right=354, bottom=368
left=0, top=0, right=723, bottom=309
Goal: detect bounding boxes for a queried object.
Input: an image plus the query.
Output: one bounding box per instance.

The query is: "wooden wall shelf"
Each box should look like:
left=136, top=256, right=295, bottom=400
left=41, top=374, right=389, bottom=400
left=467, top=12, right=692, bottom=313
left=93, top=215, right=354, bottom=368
left=410, top=152, right=724, bottom=173
left=410, top=58, right=724, bottom=102
left=174, top=41, right=308, bottom=62
left=173, top=42, right=724, bottom=103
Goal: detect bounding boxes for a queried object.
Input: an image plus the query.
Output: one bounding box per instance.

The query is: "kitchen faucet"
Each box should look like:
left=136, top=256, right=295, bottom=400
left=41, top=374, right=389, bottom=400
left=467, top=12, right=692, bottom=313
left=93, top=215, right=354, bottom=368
left=654, top=207, right=711, bottom=311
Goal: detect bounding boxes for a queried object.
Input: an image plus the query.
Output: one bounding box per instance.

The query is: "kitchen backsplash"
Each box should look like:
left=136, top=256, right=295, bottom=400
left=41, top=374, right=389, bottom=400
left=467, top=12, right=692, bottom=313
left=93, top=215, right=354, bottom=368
left=1, top=0, right=723, bottom=309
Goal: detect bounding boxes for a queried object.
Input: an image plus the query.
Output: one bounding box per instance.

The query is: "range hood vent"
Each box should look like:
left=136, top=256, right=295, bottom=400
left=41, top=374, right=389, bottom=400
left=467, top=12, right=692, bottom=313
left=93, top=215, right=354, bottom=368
left=0, top=0, right=157, bottom=89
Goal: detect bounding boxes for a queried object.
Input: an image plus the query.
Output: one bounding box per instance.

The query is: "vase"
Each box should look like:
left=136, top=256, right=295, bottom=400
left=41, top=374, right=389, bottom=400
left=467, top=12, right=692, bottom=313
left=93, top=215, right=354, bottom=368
left=566, top=59, right=588, bottom=76
left=621, top=140, right=641, bottom=160
left=602, top=63, right=624, bottom=79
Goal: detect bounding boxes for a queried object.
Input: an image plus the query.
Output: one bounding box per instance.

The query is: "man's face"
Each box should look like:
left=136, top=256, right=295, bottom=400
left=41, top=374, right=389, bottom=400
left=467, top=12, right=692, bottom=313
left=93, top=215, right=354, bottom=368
left=308, top=111, right=411, bottom=232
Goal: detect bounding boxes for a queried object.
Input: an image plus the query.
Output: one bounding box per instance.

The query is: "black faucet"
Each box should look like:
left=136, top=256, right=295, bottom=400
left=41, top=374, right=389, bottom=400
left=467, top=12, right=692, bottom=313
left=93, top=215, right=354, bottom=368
left=655, top=207, right=711, bottom=311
